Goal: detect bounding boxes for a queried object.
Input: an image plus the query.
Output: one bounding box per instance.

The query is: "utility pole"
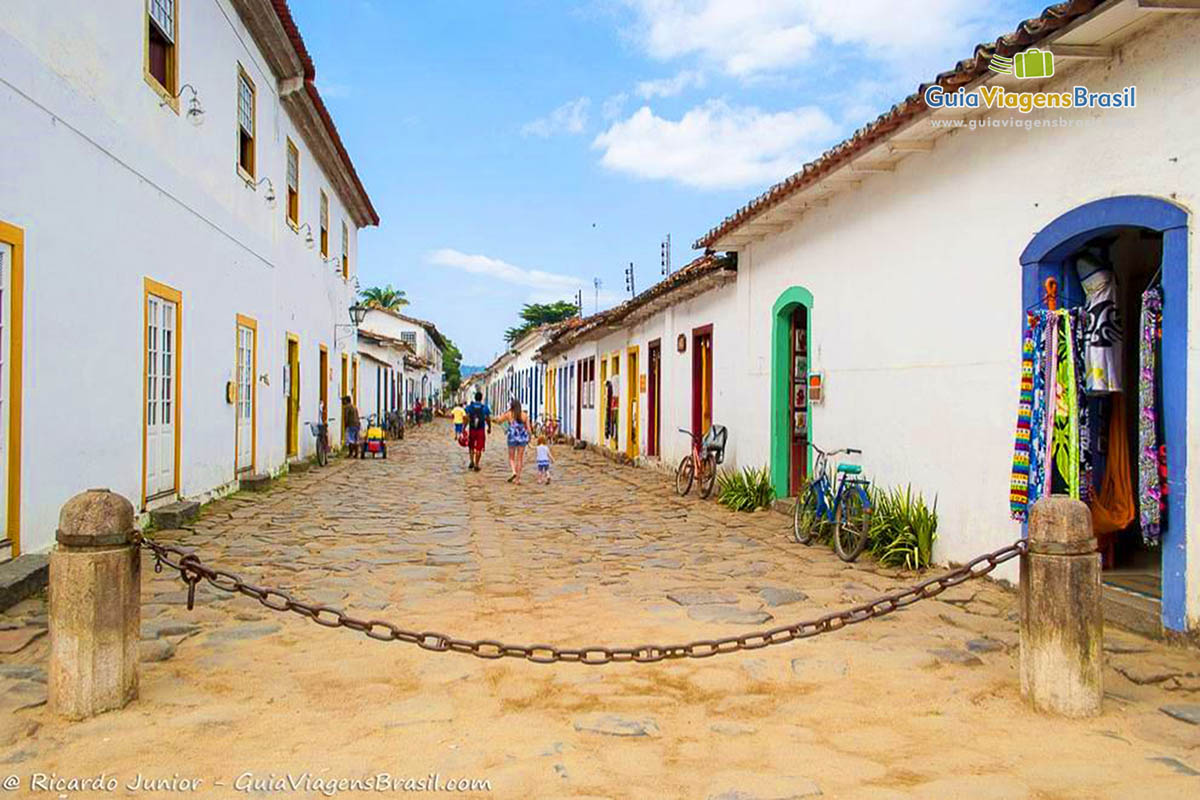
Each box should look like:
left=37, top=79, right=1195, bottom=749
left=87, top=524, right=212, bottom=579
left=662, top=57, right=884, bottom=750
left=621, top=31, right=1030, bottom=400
left=593, top=277, right=601, bottom=314
left=661, top=234, right=671, bottom=277
left=624, top=262, right=635, bottom=297
left=575, top=289, right=583, bottom=317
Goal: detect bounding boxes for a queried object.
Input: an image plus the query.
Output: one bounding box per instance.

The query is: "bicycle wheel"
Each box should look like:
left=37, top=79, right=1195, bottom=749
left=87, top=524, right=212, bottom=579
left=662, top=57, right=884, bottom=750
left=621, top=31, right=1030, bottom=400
left=675, top=456, right=694, bottom=496
left=316, top=440, right=328, bottom=467
left=834, top=485, right=871, bottom=562
left=698, top=455, right=717, bottom=499
left=792, top=482, right=821, bottom=545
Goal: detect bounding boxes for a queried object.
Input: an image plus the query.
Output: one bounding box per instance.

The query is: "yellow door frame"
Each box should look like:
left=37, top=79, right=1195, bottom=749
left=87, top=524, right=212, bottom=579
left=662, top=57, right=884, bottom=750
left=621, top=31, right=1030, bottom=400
left=143, top=277, right=182, bottom=508
left=286, top=333, right=300, bottom=457
left=626, top=346, right=639, bottom=459
left=235, top=314, right=258, bottom=474
left=598, top=357, right=608, bottom=445
left=352, top=355, right=359, bottom=406
left=0, top=221, right=24, bottom=556
left=319, top=345, right=329, bottom=431
left=609, top=352, right=620, bottom=450
left=340, top=352, right=348, bottom=445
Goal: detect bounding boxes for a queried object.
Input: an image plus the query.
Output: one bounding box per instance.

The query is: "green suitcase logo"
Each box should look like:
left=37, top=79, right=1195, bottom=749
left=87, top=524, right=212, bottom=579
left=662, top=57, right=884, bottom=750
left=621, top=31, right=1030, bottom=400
left=988, top=48, right=1055, bottom=79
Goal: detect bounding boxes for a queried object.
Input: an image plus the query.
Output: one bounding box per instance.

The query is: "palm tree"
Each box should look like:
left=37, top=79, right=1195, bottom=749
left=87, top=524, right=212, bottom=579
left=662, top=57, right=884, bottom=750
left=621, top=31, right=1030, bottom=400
left=359, top=285, right=409, bottom=310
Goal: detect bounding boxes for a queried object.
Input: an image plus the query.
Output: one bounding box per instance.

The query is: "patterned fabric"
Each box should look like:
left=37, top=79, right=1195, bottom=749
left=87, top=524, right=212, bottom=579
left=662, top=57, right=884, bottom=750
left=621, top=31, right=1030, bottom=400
left=1071, top=307, right=1094, bottom=502
left=1138, top=286, right=1165, bottom=544
left=1077, top=264, right=1123, bottom=393
left=1028, top=312, right=1049, bottom=508
left=1050, top=311, right=1081, bottom=498
left=1009, top=313, right=1037, bottom=520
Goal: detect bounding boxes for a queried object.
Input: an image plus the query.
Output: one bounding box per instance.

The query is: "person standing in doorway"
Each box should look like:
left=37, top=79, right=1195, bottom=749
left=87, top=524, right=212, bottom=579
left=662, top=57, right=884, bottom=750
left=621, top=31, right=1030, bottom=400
left=465, top=391, right=491, bottom=472
left=494, top=399, right=531, bottom=484
left=341, top=395, right=361, bottom=458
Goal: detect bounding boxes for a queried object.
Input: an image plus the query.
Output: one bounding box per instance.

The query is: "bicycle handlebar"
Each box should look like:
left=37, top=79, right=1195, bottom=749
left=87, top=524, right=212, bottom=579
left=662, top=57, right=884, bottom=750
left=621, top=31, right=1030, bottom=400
left=811, top=444, right=862, bottom=457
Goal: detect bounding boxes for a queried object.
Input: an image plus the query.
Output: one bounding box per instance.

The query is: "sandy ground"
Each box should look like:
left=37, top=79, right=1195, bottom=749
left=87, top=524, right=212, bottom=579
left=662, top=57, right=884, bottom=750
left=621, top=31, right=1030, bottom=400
left=0, top=420, right=1197, bottom=799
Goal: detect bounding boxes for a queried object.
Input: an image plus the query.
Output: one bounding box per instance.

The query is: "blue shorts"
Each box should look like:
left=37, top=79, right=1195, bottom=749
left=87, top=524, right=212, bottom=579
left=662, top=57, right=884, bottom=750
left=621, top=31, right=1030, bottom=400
left=346, top=426, right=360, bottom=444
left=454, top=423, right=464, bottom=435
left=537, top=461, right=550, bottom=473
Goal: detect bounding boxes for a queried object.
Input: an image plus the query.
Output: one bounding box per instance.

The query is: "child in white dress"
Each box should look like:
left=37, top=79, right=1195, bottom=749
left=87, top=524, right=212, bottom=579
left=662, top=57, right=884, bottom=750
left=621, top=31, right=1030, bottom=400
left=535, top=435, right=554, bottom=484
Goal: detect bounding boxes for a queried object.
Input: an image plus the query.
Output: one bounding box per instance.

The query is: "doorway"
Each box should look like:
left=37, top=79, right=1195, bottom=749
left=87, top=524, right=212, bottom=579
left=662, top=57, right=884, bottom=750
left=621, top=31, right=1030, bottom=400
left=609, top=353, right=620, bottom=450
left=788, top=307, right=809, bottom=495
left=647, top=340, right=661, bottom=457
left=691, top=326, right=712, bottom=438
left=286, top=335, right=300, bottom=457
left=1019, top=195, right=1189, bottom=632
left=0, top=227, right=20, bottom=560
left=770, top=286, right=813, bottom=500
left=144, top=279, right=181, bottom=502
left=626, top=347, right=639, bottom=459
left=340, top=353, right=349, bottom=446
left=235, top=315, right=256, bottom=474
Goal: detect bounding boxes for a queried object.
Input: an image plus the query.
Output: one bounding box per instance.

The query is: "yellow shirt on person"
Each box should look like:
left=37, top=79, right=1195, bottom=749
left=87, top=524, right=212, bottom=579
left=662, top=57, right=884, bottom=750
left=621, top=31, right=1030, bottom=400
left=452, top=406, right=467, bottom=425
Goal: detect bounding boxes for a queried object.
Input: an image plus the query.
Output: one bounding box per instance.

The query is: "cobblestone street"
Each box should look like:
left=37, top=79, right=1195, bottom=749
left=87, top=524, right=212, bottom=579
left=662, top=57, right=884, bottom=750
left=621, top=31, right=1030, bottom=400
left=2, top=420, right=1198, bottom=798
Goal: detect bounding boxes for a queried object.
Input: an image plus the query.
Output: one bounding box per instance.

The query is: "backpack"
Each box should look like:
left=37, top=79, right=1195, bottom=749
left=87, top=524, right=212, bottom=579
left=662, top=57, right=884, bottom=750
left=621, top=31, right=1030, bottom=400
left=467, top=403, right=486, bottom=430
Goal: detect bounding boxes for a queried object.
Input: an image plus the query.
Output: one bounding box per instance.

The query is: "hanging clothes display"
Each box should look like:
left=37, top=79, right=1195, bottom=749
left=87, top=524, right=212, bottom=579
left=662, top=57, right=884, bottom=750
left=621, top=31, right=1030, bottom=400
left=1075, top=249, right=1123, bottom=393
left=1050, top=310, right=1081, bottom=498
left=1092, top=393, right=1136, bottom=535
left=1071, top=307, right=1094, bottom=502
left=1009, top=314, right=1037, bottom=520
left=1138, top=286, right=1166, bottom=544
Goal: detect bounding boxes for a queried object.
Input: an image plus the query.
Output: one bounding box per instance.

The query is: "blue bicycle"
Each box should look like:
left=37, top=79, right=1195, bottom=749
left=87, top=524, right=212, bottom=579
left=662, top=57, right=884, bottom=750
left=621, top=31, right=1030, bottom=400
left=792, top=444, right=872, bottom=562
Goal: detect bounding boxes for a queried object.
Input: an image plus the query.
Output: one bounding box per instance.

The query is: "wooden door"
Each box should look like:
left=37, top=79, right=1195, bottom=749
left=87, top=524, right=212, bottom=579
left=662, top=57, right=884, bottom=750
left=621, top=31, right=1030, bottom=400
left=235, top=318, right=256, bottom=473
left=145, top=291, right=178, bottom=499
left=626, top=348, right=639, bottom=458
left=319, top=347, right=329, bottom=431
left=0, top=244, right=10, bottom=556
left=692, top=327, right=713, bottom=437
left=340, top=353, right=349, bottom=445
left=647, top=340, right=661, bottom=457
left=286, top=337, right=300, bottom=457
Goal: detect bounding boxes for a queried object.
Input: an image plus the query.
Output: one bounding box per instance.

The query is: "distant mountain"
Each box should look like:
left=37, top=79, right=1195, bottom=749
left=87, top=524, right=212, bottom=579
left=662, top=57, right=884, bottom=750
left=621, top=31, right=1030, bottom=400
left=460, top=365, right=486, bottom=377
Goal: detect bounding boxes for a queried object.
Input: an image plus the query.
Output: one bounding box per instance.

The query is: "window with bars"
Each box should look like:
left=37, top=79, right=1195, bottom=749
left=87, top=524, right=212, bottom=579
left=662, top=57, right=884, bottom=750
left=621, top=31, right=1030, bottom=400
left=400, top=331, right=417, bottom=347
left=237, top=67, right=255, bottom=178
left=319, top=191, right=329, bottom=257
left=286, top=139, right=299, bottom=227
left=341, top=221, right=349, bottom=278
left=147, top=0, right=177, bottom=96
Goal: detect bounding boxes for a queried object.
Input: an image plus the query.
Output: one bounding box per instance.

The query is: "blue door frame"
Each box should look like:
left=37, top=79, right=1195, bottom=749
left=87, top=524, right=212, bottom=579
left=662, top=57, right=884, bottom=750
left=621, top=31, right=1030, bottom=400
left=1019, top=195, right=1189, bottom=632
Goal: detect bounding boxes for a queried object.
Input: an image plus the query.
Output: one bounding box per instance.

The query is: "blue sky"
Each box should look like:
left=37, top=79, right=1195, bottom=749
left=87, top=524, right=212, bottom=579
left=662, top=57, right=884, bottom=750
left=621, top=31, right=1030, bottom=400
left=289, top=0, right=1050, bottom=365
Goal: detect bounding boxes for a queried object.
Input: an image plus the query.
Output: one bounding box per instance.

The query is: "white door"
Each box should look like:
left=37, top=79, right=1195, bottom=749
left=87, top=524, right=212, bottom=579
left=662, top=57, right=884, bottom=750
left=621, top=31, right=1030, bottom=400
left=0, top=245, right=9, bottom=556
left=235, top=324, right=254, bottom=472
left=146, top=294, right=177, bottom=498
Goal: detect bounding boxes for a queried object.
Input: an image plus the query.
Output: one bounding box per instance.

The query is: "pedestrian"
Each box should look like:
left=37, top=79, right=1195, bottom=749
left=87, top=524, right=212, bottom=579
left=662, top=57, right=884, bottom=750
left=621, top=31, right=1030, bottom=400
left=534, top=434, right=554, bottom=484
left=341, top=395, right=361, bottom=458
left=451, top=402, right=466, bottom=441
left=494, top=399, right=531, bottom=484
left=464, top=391, right=491, bottom=472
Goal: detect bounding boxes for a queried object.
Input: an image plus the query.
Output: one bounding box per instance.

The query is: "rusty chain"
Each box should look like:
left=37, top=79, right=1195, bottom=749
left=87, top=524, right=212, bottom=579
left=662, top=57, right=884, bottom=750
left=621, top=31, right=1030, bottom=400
left=137, top=534, right=1026, bottom=665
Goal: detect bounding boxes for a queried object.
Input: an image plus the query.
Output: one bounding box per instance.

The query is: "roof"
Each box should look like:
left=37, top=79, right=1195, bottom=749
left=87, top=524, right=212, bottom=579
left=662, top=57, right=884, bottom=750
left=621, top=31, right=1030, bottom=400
left=694, top=0, right=1106, bottom=250
left=360, top=307, right=448, bottom=351
left=539, top=253, right=736, bottom=357
left=357, top=328, right=415, bottom=355
left=234, top=0, right=379, bottom=227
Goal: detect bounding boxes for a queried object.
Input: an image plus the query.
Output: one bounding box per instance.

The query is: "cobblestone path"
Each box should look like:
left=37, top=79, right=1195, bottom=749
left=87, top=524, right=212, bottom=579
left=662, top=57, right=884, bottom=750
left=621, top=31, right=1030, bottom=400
left=1, top=420, right=1197, bottom=798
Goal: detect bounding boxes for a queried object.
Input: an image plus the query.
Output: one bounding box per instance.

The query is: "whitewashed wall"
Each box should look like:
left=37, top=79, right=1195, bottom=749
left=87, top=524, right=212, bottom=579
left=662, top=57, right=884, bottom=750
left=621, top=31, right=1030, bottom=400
left=732, top=16, right=1199, bottom=604
left=0, top=0, right=365, bottom=552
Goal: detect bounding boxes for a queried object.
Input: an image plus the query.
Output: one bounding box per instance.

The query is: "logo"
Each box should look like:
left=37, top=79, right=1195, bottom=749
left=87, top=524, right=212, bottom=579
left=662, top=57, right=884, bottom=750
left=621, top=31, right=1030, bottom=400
left=989, top=48, right=1055, bottom=79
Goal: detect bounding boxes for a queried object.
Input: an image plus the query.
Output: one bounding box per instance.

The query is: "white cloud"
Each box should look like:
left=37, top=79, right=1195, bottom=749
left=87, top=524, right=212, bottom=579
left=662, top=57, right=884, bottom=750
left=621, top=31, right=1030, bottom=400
left=592, top=100, right=837, bottom=190
left=620, top=0, right=1006, bottom=79
left=521, top=97, right=591, bottom=138
left=635, top=69, right=705, bottom=98
left=601, top=92, right=629, bottom=121
left=428, top=249, right=620, bottom=304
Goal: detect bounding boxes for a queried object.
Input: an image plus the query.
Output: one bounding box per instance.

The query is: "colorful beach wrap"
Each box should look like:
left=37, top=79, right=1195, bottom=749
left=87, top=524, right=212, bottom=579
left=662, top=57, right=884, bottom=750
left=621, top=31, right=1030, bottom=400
left=1138, top=286, right=1165, bottom=544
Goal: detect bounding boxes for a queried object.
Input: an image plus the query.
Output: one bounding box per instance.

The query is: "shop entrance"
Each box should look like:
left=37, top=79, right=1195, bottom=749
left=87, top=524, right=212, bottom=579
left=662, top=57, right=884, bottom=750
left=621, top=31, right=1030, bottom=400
left=770, top=287, right=813, bottom=500
left=1019, top=195, right=1188, bottom=632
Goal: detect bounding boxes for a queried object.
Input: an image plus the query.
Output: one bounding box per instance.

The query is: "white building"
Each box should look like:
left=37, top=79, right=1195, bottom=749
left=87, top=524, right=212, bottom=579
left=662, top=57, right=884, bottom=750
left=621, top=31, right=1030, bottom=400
left=539, top=255, right=736, bottom=469
left=0, top=0, right=378, bottom=557
left=358, top=308, right=446, bottom=409
left=356, top=329, right=413, bottom=427
left=690, top=1, right=1197, bottom=634
left=484, top=325, right=558, bottom=422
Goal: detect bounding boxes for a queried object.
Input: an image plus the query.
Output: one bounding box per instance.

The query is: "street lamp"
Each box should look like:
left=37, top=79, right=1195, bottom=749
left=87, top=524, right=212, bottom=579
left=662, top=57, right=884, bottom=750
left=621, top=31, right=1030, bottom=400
left=335, top=301, right=368, bottom=349
left=349, top=302, right=368, bottom=326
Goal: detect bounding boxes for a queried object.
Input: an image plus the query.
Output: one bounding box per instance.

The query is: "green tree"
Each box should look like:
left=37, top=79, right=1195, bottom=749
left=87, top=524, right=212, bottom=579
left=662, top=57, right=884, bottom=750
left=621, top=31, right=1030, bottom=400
left=442, top=338, right=463, bottom=393
left=504, top=301, right=578, bottom=344
left=359, top=285, right=409, bottom=310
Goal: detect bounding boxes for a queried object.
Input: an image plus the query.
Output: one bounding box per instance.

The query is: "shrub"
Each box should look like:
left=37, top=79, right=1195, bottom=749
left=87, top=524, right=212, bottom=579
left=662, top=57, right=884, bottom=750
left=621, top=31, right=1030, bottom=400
left=717, top=466, right=775, bottom=512
left=868, top=484, right=938, bottom=570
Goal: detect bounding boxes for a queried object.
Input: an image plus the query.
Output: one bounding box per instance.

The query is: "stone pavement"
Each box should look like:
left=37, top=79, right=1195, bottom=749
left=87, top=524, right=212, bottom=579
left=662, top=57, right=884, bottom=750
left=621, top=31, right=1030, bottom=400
left=1, top=420, right=1197, bottom=798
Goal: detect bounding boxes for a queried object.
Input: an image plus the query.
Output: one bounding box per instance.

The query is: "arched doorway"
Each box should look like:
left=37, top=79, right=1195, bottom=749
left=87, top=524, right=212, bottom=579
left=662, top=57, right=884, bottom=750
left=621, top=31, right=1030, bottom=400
left=770, top=286, right=813, bottom=500
left=1020, top=195, right=1189, bottom=632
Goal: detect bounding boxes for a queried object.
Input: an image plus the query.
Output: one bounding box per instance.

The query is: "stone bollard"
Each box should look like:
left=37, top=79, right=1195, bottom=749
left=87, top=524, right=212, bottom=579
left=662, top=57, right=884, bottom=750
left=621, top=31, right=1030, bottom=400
left=1019, top=495, right=1102, bottom=717
left=49, top=489, right=140, bottom=720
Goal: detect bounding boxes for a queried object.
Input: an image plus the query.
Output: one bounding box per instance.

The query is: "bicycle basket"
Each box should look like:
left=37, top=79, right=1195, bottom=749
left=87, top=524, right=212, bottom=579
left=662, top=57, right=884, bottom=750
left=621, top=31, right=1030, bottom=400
left=702, top=424, right=728, bottom=464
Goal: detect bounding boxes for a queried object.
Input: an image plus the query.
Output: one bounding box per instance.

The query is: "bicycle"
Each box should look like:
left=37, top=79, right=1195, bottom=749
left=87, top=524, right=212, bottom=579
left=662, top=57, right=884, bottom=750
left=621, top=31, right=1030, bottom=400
left=307, top=421, right=329, bottom=467
left=792, top=443, right=872, bottom=562
left=675, top=425, right=727, bottom=499
left=537, top=415, right=560, bottom=442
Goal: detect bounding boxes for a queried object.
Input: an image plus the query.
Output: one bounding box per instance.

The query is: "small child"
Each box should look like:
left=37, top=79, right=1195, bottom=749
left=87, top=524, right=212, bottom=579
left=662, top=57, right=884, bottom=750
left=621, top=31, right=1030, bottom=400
left=535, top=435, right=554, bottom=484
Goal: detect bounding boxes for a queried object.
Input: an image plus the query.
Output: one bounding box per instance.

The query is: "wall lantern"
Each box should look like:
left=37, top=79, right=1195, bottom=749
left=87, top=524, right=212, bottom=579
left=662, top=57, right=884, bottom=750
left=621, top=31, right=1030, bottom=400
left=349, top=302, right=368, bottom=326
left=676, top=334, right=687, bottom=353
left=162, top=83, right=205, bottom=126
left=297, top=223, right=315, bottom=250
left=255, top=177, right=276, bottom=208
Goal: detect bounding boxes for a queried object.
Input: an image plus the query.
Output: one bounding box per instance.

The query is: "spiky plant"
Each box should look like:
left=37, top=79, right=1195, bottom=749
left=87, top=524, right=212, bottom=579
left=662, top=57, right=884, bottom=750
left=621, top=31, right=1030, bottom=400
left=717, top=466, right=775, bottom=512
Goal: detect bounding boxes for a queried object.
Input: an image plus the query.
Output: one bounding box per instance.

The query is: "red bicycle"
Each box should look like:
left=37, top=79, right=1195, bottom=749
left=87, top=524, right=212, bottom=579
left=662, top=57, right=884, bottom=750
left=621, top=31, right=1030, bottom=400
left=675, top=425, right=727, bottom=499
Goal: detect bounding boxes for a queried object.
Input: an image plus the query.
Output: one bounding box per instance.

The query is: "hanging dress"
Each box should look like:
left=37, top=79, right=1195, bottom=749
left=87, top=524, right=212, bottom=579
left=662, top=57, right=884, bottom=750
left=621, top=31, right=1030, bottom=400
left=1138, top=286, right=1166, bottom=544
left=1075, top=251, right=1122, bottom=393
